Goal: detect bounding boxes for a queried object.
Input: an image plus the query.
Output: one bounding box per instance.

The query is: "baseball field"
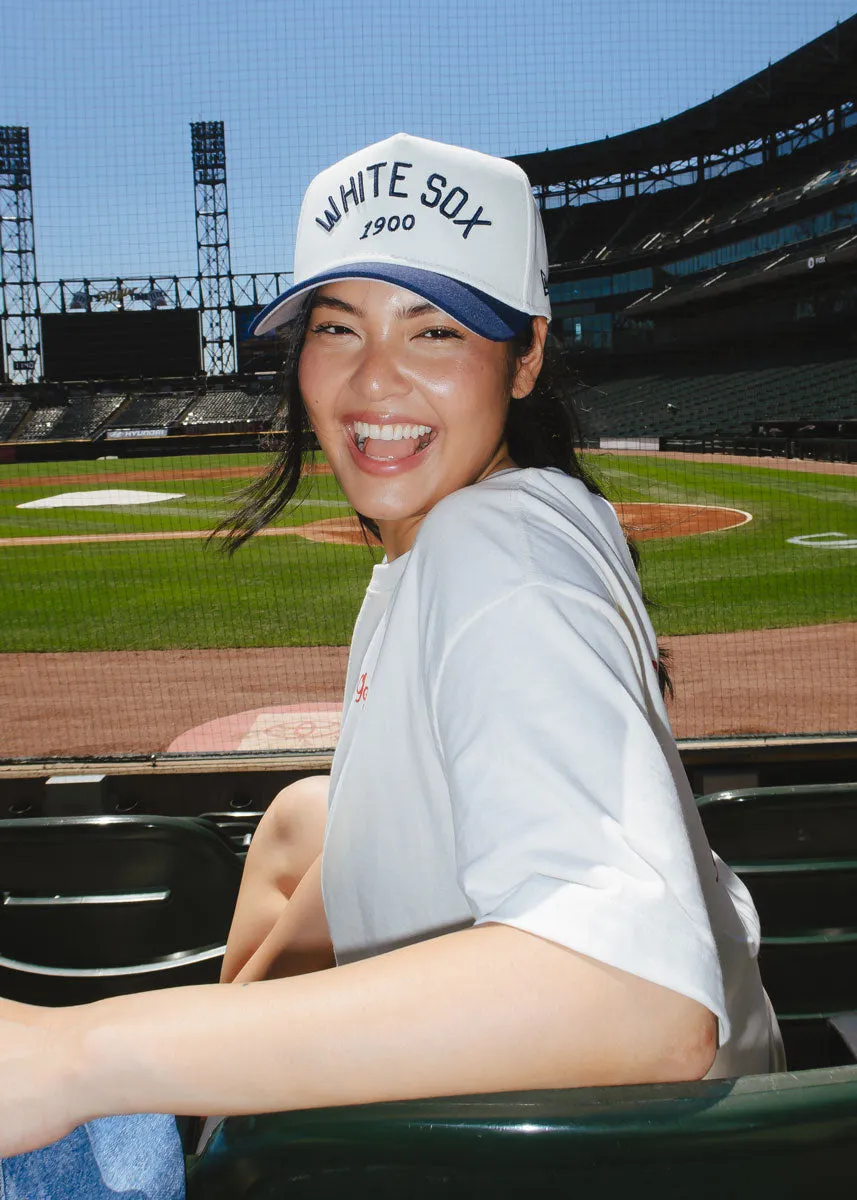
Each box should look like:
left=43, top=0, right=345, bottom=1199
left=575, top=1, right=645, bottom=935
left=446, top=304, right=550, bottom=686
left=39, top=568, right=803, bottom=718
left=0, top=447, right=855, bottom=754
left=1, top=448, right=854, bottom=647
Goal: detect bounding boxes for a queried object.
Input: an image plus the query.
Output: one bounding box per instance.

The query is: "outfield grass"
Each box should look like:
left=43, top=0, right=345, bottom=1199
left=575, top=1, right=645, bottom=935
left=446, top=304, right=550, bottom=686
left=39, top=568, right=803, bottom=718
left=0, top=450, right=854, bottom=650
left=0, top=452, right=381, bottom=651
left=592, top=453, right=856, bottom=635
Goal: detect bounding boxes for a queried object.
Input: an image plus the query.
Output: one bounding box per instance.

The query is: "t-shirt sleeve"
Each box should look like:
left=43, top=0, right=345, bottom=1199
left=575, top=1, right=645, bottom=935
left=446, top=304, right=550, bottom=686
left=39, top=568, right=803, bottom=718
left=430, top=581, right=729, bottom=1040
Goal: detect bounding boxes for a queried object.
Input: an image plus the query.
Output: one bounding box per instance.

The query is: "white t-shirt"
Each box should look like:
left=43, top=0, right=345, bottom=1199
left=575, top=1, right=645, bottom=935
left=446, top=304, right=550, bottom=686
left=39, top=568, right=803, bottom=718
left=321, top=467, right=783, bottom=1078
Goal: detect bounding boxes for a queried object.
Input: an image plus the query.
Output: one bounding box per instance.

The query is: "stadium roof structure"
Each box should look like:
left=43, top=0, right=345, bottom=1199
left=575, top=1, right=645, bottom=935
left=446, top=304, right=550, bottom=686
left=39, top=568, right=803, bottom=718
left=513, top=14, right=857, bottom=187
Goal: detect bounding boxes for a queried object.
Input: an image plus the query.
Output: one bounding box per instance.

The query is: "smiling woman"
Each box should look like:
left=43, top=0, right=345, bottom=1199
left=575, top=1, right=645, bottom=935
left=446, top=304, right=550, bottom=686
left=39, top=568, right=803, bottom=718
left=0, top=135, right=782, bottom=1199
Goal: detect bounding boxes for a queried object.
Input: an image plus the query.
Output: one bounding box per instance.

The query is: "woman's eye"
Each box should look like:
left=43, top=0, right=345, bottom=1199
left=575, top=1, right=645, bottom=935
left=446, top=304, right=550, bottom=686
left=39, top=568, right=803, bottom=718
left=310, top=322, right=352, bottom=336
left=419, top=327, right=461, bottom=340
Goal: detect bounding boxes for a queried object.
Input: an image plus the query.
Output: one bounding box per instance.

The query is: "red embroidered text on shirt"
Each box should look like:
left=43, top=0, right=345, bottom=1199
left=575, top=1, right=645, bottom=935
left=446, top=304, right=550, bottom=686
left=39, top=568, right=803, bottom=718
left=355, top=673, right=369, bottom=704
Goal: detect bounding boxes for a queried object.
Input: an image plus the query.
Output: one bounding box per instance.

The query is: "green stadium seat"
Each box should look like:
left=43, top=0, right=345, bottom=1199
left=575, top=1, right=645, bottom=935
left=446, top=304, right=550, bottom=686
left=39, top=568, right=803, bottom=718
left=187, top=1067, right=857, bottom=1200
left=0, top=815, right=244, bottom=1005
left=697, top=782, right=857, bottom=862
left=697, top=783, right=857, bottom=1064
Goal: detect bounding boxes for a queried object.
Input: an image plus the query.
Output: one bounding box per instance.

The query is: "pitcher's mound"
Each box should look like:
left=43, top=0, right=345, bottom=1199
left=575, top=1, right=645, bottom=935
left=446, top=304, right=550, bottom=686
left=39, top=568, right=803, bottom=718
left=287, top=504, right=751, bottom=545
left=613, top=502, right=751, bottom=540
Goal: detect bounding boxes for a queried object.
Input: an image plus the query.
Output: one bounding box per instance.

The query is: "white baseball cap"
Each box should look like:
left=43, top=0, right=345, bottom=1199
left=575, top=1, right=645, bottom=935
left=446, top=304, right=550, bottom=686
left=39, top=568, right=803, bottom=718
left=250, top=133, right=551, bottom=342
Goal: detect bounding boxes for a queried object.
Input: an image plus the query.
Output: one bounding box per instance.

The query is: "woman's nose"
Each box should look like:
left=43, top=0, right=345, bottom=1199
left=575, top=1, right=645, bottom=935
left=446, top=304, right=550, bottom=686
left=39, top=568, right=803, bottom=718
left=348, top=340, right=410, bottom=402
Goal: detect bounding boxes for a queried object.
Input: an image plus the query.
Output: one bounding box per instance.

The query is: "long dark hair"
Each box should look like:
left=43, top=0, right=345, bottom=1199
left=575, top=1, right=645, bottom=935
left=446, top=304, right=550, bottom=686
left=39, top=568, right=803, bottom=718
left=213, top=300, right=314, bottom=552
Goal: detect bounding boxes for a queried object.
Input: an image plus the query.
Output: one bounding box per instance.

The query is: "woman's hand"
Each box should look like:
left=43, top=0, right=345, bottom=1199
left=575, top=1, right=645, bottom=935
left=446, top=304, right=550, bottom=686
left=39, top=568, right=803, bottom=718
left=0, top=1015, right=85, bottom=1157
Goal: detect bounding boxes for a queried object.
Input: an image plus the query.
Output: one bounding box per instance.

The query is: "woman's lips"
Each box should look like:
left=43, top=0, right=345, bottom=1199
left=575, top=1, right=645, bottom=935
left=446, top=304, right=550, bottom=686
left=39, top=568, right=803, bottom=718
left=344, top=420, right=438, bottom=475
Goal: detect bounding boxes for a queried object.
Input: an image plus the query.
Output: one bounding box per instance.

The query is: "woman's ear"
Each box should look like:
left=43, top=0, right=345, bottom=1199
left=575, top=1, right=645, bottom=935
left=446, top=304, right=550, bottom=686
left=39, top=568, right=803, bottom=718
left=511, top=317, right=549, bottom=399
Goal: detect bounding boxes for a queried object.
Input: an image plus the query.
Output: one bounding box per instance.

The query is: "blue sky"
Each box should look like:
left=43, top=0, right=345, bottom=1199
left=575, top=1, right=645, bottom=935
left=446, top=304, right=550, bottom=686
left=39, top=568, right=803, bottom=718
left=1, top=0, right=854, bottom=281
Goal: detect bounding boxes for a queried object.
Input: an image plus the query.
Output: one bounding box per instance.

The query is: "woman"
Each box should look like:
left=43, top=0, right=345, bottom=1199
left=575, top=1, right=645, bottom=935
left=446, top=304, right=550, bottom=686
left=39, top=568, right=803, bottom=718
left=0, top=134, right=782, bottom=1197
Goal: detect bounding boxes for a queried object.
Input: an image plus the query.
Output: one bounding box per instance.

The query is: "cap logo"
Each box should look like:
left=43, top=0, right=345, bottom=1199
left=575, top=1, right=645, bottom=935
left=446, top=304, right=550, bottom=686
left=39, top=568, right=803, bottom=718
left=314, top=159, right=493, bottom=241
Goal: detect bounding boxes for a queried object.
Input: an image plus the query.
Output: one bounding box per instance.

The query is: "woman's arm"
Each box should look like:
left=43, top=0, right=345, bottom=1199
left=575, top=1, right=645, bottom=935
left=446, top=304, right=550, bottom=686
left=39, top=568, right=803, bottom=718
left=0, top=922, right=715, bottom=1157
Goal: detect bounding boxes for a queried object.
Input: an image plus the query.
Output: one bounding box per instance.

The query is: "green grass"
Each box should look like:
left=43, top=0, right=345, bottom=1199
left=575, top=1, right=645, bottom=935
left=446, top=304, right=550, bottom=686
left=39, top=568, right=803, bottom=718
left=589, top=453, right=856, bottom=635
left=0, top=452, right=381, bottom=650
left=0, top=450, right=854, bottom=649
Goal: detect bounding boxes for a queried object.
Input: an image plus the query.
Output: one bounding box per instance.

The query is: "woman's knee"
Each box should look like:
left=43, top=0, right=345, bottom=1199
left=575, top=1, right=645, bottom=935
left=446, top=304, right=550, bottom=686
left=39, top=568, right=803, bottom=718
left=250, top=775, right=329, bottom=894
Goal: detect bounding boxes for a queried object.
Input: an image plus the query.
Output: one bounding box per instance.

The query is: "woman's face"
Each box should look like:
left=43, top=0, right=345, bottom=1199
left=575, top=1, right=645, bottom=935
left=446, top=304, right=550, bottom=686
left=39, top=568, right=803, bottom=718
left=298, top=279, right=545, bottom=558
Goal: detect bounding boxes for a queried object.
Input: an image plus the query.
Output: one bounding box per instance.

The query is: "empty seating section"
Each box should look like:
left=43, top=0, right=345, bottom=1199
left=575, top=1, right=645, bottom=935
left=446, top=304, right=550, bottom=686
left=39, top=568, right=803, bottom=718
left=13, top=395, right=126, bottom=441
left=19, top=406, right=66, bottom=439
left=580, top=354, right=857, bottom=439
left=545, top=146, right=857, bottom=268
left=48, top=394, right=125, bottom=438
left=110, top=390, right=195, bottom=429
left=0, top=383, right=284, bottom=440
left=180, top=388, right=278, bottom=427
left=0, top=398, right=28, bottom=440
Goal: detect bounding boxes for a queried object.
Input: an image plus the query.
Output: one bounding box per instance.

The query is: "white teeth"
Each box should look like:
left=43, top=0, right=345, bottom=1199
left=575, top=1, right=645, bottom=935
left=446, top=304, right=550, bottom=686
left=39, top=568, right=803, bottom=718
left=353, top=421, right=432, bottom=442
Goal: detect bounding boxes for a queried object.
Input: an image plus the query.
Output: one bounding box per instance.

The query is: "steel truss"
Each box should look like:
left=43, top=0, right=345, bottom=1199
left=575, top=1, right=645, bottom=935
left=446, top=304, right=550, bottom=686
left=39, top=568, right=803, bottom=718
left=533, top=100, right=857, bottom=210
left=0, top=127, right=41, bottom=383
left=33, top=271, right=292, bottom=317
left=191, top=121, right=235, bottom=375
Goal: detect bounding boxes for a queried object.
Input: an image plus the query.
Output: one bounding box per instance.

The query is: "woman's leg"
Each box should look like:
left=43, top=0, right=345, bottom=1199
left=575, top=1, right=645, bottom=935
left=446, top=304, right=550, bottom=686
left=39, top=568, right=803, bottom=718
left=219, top=775, right=329, bottom=983
left=1, top=1113, right=185, bottom=1200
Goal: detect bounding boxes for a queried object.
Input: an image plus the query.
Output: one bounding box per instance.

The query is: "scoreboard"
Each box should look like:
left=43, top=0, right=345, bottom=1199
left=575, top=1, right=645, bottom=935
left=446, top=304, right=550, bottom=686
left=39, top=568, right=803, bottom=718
left=41, top=310, right=202, bottom=381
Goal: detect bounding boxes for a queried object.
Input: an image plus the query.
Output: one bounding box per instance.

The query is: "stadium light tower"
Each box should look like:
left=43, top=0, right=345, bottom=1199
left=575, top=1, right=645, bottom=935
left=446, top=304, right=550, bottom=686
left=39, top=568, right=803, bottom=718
left=191, top=120, right=236, bottom=375
left=0, top=126, right=41, bottom=384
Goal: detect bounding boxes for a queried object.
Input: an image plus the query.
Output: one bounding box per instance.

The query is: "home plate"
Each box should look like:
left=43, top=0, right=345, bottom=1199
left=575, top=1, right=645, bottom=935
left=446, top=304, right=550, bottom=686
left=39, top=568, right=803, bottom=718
left=167, top=703, right=342, bottom=753
left=17, top=489, right=185, bottom=509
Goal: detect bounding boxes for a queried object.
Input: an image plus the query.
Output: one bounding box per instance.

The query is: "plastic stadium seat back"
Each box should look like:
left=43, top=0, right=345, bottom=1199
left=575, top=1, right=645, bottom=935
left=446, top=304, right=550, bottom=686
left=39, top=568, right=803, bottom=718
left=778, top=1015, right=857, bottom=1072
left=187, top=1067, right=857, bottom=1200
left=758, top=933, right=857, bottom=1018
left=697, top=783, right=857, bottom=861
left=735, top=859, right=857, bottom=936
left=0, top=815, right=243, bottom=973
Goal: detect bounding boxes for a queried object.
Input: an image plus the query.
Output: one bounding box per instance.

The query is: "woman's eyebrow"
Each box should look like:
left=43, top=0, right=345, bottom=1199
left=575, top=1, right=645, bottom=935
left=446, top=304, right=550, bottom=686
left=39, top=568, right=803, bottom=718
left=311, top=294, right=443, bottom=320
left=399, top=301, right=442, bottom=319
left=311, top=295, right=361, bottom=316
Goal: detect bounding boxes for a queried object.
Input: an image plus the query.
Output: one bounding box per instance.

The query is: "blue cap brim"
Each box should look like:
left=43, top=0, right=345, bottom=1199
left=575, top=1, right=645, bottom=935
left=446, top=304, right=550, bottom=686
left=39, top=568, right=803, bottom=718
left=248, top=263, right=531, bottom=342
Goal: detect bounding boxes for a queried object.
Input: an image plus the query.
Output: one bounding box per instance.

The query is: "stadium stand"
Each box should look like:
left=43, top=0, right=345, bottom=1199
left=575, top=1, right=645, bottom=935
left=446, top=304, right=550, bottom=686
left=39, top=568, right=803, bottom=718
left=48, top=394, right=126, bottom=438
left=510, top=15, right=857, bottom=459
left=578, top=350, right=857, bottom=440
left=0, top=18, right=853, bottom=462
left=544, top=144, right=857, bottom=271
left=17, top=406, right=67, bottom=440
left=12, top=394, right=126, bottom=441
left=107, top=387, right=196, bottom=430
left=180, top=386, right=279, bottom=430
left=0, top=398, right=29, bottom=440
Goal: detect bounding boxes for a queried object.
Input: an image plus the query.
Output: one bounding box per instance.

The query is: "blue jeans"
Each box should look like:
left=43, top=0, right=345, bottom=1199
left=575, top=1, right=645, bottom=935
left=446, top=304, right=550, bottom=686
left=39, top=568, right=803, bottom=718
left=0, top=1114, right=185, bottom=1200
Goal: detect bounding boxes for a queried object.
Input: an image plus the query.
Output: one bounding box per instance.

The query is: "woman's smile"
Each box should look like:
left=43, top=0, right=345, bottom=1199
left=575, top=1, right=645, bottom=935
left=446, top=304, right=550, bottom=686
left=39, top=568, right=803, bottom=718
left=346, top=412, right=438, bottom=469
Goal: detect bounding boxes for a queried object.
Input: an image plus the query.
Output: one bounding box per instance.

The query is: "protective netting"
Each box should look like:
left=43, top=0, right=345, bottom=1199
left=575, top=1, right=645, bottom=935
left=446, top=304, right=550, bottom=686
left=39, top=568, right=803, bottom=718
left=1, top=0, right=855, bottom=758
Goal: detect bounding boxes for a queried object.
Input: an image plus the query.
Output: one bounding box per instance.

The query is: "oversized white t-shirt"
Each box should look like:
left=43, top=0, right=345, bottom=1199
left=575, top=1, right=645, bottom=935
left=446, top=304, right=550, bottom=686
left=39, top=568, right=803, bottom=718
left=321, top=466, right=783, bottom=1078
